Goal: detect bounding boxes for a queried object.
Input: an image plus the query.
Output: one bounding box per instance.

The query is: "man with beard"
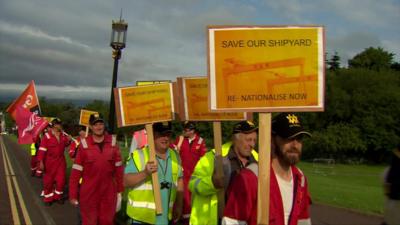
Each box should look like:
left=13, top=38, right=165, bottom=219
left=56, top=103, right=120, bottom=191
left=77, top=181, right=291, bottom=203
left=222, top=113, right=312, bottom=225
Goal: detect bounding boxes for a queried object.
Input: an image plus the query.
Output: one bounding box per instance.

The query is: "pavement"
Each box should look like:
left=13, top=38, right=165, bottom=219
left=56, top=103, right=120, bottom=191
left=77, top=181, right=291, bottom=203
left=0, top=134, right=385, bottom=225
left=310, top=203, right=383, bottom=225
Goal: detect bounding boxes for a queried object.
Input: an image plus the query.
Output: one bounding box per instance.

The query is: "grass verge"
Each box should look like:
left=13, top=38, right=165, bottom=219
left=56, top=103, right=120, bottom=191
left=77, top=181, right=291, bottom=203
left=298, top=161, right=386, bottom=215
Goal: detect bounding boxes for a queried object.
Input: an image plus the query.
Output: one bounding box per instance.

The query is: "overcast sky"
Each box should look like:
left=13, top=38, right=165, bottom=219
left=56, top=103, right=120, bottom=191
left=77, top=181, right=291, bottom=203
left=0, top=0, right=399, bottom=102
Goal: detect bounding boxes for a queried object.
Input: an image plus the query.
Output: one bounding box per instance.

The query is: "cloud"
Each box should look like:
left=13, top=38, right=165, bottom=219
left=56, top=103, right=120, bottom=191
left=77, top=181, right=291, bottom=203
left=0, top=0, right=399, bottom=102
left=327, top=31, right=400, bottom=66
left=0, top=83, right=110, bottom=101
left=325, top=0, right=400, bottom=29
left=382, top=39, right=400, bottom=59
left=0, top=21, right=91, bottom=50
left=327, top=32, right=380, bottom=64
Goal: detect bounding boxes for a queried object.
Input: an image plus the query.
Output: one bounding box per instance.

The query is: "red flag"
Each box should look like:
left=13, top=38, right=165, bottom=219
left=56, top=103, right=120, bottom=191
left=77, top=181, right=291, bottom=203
left=6, top=81, right=41, bottom=120
left=16, top=105, right=49, bottom=144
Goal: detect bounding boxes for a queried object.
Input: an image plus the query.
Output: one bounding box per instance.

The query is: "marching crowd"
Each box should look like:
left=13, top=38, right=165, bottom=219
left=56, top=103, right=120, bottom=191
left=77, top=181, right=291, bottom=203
left=29, top=112, right=315, bottom=225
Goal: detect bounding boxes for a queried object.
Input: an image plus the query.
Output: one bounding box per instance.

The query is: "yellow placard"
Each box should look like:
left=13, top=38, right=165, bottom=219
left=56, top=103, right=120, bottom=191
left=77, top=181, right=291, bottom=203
left=79, top=110, right=99, bottom=126
left=136, top=80, right=170, bottom=86
left=181, top=77, right=247, bottom=121
left=209, top=26, right=325, bottom=112
left=115, top=83, right=174, bottom=127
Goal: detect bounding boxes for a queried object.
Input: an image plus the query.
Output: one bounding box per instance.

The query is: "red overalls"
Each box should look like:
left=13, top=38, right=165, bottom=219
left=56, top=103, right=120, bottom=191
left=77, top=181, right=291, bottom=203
left=30, top=139, right=43, bottom=177
left=175, top=134, right=207, bottom=222
left=69, top=135, right=124, bottom=225
left=69, top=136, right=82, bottom=160
left=37, top=131, right=70, bottom=203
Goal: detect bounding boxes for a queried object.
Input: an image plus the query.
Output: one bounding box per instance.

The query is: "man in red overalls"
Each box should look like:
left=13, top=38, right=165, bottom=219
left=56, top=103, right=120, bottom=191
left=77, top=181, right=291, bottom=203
left=69, top=126, right=86, bottom=161
left=37, top=118, right=71, bottom=205
left=30, top=136, right=42, bottom=177
left=69, top=114, right=124, bottom=225
left=174, top=121, right=207, bottom=223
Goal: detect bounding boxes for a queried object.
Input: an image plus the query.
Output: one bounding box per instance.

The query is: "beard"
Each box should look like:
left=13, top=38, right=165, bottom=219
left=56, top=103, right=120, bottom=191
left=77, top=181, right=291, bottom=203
left=275, top=146, right=301, bottom=165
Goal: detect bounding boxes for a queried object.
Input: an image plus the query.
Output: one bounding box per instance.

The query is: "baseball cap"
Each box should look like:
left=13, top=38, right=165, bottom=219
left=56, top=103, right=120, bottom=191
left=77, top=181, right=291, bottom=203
left=183, top=121, right=196, bottom=130
left=51, top=118, right=62, bottom=125
left=232, top=121, right=258, bottom=134
left=153, top=122, right=172, bottom=135
left=272, top=113, right=311, bottom=139
left=89, top=114, right=104, bottom=125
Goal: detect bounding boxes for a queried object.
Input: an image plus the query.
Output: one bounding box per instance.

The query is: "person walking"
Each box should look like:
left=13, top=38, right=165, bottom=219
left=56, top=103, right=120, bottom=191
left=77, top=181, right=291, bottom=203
left=69, top=125, right=86, bottom=161
left=30, top=136, right=42, bottom=177
left=69, top=114, right=124, bottom=225
left=382, top=144, right=400, bottom=225
left=189, top=121, right=258, bottom=225
left=222, top=113, right=312, bottom=225
left=174, top=121, right=207, bottom=223
left=124, top=122, right=184, bottom=225
left=37, top=118, right=71, bottom=205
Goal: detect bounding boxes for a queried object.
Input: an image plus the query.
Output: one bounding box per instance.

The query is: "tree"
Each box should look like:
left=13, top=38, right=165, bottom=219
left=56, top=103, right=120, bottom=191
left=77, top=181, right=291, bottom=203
left=305, top=67, right=400, bottom=163
left=348, top=47, right=394, bottom=71
left=304, top=123, right=367, bottom=162
left=83, top=100, right=108, bottom=118
left=391, top=62, right=400, bottom=71
left=327, top=51, right=341, bottom=71
left=39, top=98, right=80, bottom=134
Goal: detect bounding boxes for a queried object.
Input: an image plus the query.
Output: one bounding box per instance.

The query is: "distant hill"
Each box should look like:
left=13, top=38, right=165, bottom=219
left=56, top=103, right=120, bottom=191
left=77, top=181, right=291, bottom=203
left=0, top=98, right=100, bottom=110
left=43, top=98, right=95, bottom=107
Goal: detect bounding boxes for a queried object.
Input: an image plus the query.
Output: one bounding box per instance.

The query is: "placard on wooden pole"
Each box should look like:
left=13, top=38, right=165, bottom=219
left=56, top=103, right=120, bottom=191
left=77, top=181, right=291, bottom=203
left=79, top=109, right=99, bottom=138
left=257, top=113, right=271, bottom=224
left=114, top=83, right=175, bottom=215
left=212, top=121, right=224, bottom=217
left=176, top=76, right=250, bottom=218
left=177, top=76, right=248, bottom=121
left=145, top=123, right=163, bottom=214
left=208, top=25, right=325, bottom=224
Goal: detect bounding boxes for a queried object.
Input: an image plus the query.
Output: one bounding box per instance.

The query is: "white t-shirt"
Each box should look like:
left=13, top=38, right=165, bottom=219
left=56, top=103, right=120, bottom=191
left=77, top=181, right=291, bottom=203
left=276, top=171, right=294, bottom=225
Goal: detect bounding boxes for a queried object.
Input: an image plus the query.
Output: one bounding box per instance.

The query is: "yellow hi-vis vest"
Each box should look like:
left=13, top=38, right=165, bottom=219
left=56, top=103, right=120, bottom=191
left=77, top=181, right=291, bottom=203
left=189, top=142, right=258, bottom=225
left=30, top=143, right=36, bottom=156
left=127, top=147, right=179, bottom=224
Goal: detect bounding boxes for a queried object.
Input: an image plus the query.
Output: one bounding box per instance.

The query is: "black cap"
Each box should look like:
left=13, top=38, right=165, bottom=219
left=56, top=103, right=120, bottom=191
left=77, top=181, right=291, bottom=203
left=89, top=113, right=104, bottom=125
left=183, top=121, right=196, bottom=130
left=51, top=118, right=62, bottom=125
left=153, top=122, right=172, bottom=135
left=272, top=113, right=311, bottom=139
left=232, top=121, right=258, bottom=134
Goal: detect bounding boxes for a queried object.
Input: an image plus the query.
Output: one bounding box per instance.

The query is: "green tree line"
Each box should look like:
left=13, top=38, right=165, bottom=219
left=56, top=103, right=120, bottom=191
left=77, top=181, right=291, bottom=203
left=302, top=47, right=400, bottom=163
left=1, top=47, right=399, bottom=163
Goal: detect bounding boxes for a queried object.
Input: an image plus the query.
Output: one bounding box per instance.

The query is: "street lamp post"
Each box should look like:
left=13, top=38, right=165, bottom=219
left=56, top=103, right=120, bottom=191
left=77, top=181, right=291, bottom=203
left=109, top=15, right=128, bottom=133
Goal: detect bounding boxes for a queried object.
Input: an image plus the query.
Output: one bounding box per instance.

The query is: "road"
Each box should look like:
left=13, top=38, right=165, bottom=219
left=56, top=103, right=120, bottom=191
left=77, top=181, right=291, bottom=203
left=0, top=134, right=384, bottom=225
left=0, top=135, right=78, bottom=225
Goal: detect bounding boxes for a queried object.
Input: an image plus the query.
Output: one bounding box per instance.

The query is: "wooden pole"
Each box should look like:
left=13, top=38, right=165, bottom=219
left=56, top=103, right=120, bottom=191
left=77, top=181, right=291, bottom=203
left=213, top=121, right=224, bottom=218
left=85, top=126, right=89, bottom=138
left=145, top=123, right=163, bottom=214
left=257, top=113, right=271, bottom=225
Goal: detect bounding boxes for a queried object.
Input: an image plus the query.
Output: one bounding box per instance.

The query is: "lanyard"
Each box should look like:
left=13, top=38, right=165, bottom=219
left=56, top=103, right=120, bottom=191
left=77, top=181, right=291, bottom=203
left=156, top=156, right=170, bottom=189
